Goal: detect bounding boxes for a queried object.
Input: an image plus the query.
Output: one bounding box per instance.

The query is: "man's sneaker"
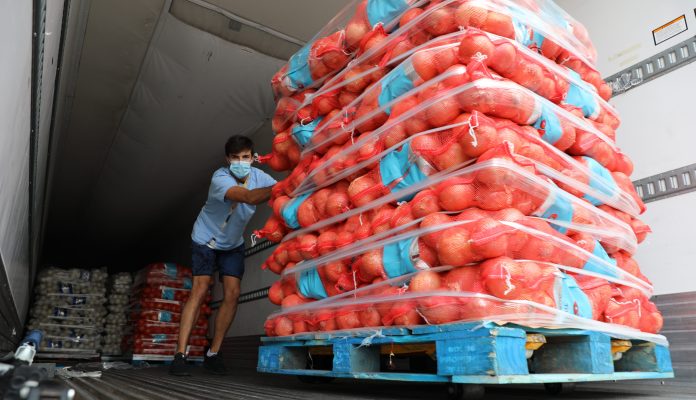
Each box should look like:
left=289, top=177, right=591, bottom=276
left=169, top=352, right=190, bottom=376
left=203, top=353, right=228, bottom=375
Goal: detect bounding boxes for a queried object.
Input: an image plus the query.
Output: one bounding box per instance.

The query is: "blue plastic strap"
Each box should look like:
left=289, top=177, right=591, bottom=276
left=558, top=273, right=593, bottom=319
left=537, top=186, right=574, bottom=234
left=382, top=237, right=417, bottom=278
left=583, top=241, right=619, bottom=279
left=366, top=0, right=409, bottom=28
left=565, top=70, right=600, bottom=118
left=287, top=43, right=313, bottom=89
left=153, top=334, right=167, bottom=343
left=529, top=31, right=546, bottom=49
left=378, top=63, right=415, bottom=114
left=379, top=143, right=427, bottom=201
left=298, top=268, right=328, bottom=299
left=582, top=156, right=620, bottom=206
left=533, top=104, right=563, bottom=145
left=159, top=311, right=172, bottom=323
left=507, top=7, right=533, bottom=45
left=281, top=191, right=313, bottom=229
left=292, top=117, right=323, bottom=147
left=183, top=277, right=192, bottom=290
left=164, top=263, right=178, bottom=278
left=162, top=288, right=175, bottom=300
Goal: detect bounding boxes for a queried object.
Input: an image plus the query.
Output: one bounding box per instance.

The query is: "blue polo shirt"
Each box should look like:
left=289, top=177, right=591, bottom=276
left=191, top=166, right=276, bottom=250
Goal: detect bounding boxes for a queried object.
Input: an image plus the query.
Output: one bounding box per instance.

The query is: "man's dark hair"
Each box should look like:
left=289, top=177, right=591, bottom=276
left=225, top=135, right=254, bottom=156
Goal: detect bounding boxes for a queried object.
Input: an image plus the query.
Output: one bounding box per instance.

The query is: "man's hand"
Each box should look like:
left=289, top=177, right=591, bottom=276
left=224, top=185, right=274, bottom=205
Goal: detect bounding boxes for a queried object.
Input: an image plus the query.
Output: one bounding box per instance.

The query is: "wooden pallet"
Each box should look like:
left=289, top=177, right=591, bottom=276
left=257, top=322, right=673, bottom=391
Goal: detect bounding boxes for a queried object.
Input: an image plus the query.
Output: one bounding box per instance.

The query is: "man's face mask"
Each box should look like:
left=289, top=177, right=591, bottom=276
left=229, top=160, right=251, bottom=179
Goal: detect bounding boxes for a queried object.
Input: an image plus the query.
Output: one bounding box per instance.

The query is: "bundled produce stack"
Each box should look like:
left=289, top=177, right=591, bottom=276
left=101, top=272, right=133, bottom=356
left=126, top=263, right=212, bottom=360
left=27, top=267, right=108, bottom=358
left=256, top=0, right=665, bottom=345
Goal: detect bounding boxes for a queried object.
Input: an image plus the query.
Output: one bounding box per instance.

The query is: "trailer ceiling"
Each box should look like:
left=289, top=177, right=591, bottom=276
left=43, top=0, right=346, bottom=270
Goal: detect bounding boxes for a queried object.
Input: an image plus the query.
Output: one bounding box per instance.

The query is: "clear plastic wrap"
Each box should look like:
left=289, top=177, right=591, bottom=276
left=275, top=211, right=651, bottom=300
left=513, top=0, right=597, bottom=63
left=40, top=335, right=99, bottom=351
left=270, top=0, right=610, bottom=140
left=135, top=298, right=213, bottom=315
left=264, top=263, right=665, bottom=343
left=135, top=262, right=192, bottom=281
left=274, top=155, right=639, bottom=254
left=263, top=76, right=640, bottom=238
left=445, top=0, right=607, bottom=96
left=134, top=321, right=207, bottom=336
left=131, top=309, right=207, bottom=326
left=282, top=105, right=639, bottom=218
left=135, top=285, right=207, bottom=302
left=259, top=0, right=663, bottom=348
left=271, top=0, right=427, bottom=98
left=299, top=73, right=627, bottom=174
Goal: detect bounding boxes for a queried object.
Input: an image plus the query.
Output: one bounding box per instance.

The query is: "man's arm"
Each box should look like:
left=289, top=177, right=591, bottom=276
left=224, top=185, right=273, bottom=205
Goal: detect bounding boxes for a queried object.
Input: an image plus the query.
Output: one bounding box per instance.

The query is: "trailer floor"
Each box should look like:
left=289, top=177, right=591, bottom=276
left=60, top=366, right=693, bottom=400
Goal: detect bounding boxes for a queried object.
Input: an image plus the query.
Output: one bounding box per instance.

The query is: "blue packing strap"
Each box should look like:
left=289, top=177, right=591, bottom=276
left=378, top=62, right=415, bottom=114
left=298, top=268, right=328, bottom=299
left=281, top=191, right=313, bottom=229
left=582, top=156, right=619, bottom=206
left=164, top=262, right=178, bottom=278
left=565, top=70, right=600, bottom=118
left=508, top=7, right=532, bottom=45
left=536, top=185, right=574, bottom=234
left=583, top=240, right=619, bottom=279
left=153, top=334, right=167, bottom=343
left=292, top=116, right=323, bottom=148
left=287, top=42, right=313, bottom=90
left=379, top=143, right=427, bottom=201
left=182, top=277, right=192, bottom=290
left=557, top=272, right=593, bottom=319
left=159, top=311, right=172, bottom=323
left=366, top=0, right=409, bottom=29
left=530, top=31, right=546, bottom=50
left=162, top=288, right=175, bottom=300
left=382, top=237, right=417, bottom=279
left=533, top=103, right=563, bottom=145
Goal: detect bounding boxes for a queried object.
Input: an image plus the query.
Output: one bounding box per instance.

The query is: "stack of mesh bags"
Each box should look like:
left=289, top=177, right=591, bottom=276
left=253, top=0, right=666, bottom=347
left=27, top=267, right=108, bottom=357
left=101, top=272, right=133, bottom=356
left=126, top=263, right=212, bottom=359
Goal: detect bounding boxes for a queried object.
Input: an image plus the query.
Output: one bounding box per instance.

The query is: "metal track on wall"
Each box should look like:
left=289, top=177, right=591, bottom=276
left=633, top=163, right=696, bottom=203
left=606, top=34, right=696, bottom=96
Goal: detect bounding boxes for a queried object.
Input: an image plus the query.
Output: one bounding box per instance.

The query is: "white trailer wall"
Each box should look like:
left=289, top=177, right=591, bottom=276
left=0, top=0, right=65, bottom=346
left=0, top=1, right=33, bottom=336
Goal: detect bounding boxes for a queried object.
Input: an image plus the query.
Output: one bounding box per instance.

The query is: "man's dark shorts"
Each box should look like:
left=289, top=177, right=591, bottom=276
left=191, top=241, right=245, bottom=280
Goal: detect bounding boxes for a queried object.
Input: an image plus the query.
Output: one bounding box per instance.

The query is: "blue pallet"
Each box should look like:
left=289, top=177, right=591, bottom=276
left=257, top=322, right=674, bottom=384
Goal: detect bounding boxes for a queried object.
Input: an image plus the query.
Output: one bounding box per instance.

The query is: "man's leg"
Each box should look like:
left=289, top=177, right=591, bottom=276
left=176, top=275, right=212, bottom=354
left=209, top=275, right=241, bottom=353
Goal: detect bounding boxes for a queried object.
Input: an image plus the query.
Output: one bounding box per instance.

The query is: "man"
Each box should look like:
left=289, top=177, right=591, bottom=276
left=170, top=135, right=276, bottom=376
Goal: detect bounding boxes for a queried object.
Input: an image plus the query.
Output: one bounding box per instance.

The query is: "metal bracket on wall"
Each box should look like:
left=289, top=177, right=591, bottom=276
left=244, top=239, right=276, bottom=258
left=633, top=163, right=696, bottom=203
left=606, top=34, right=696, bottom=97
